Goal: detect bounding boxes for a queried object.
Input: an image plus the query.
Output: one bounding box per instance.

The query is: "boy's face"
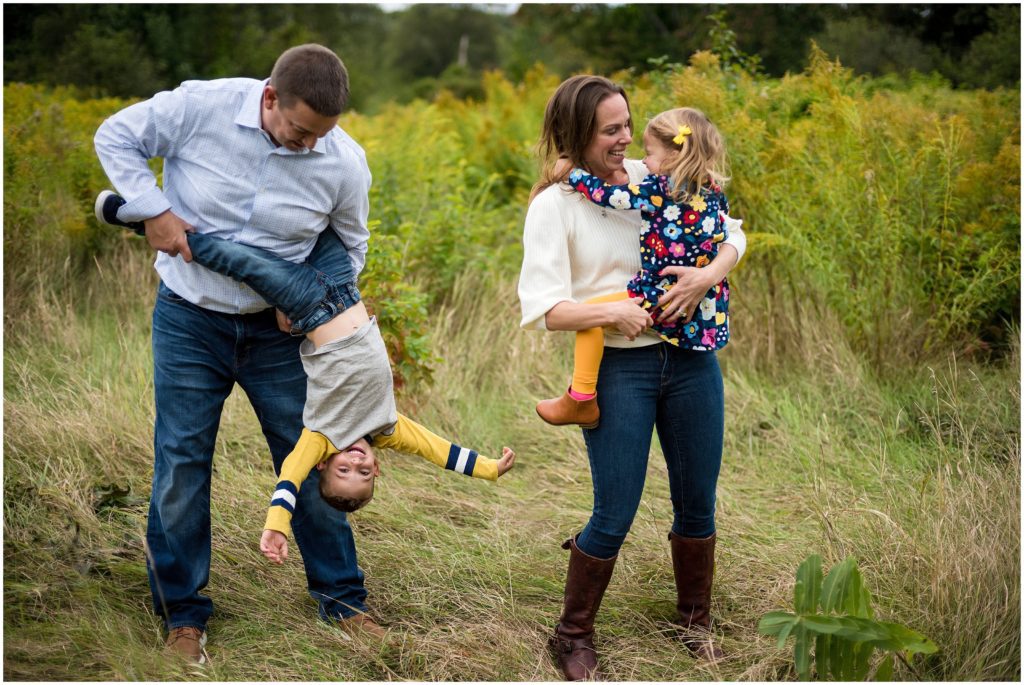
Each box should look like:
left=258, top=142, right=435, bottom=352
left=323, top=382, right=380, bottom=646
left=317, top=438, right=380, bottom=501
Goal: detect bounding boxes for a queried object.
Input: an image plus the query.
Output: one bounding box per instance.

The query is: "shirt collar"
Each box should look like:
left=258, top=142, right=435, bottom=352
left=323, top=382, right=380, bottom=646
left=236, top=78, right=328, bottom=155
left=235, top=79, right=267, bottom=131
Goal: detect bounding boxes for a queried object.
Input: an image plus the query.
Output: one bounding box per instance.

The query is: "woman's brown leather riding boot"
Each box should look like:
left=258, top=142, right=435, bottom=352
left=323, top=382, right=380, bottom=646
left=536, top=391, right=600, bottom=428
left=548, top=537, right=618, bottom=680
left=669, top=531, right=724, bottom=661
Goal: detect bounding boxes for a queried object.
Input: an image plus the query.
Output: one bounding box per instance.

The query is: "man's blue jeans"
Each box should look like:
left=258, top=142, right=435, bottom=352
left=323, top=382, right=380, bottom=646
left=186, top=228, right=360, bottom=335
left=575, top=344, right=725, bottom=560
left=148, top=280, right=368, bottom=630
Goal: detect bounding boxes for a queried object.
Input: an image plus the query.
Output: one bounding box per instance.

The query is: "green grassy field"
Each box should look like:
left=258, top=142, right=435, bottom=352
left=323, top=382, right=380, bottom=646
left=3, top=249, right=1019, bottom=680
left=3, top=54, right=1020, bottom=680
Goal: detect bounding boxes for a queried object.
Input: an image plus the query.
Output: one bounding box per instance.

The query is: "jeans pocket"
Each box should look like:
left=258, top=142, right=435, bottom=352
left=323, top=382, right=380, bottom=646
left=157, top=282, right=187, bottom=303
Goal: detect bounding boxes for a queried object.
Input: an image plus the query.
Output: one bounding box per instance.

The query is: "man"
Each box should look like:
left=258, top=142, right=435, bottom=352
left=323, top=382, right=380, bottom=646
left=94, top=44, right=380, bottom=664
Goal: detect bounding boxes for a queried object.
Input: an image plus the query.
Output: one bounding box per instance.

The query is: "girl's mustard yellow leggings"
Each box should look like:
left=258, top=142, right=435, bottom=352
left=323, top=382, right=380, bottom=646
left=571, top=291, right=632, bottom=394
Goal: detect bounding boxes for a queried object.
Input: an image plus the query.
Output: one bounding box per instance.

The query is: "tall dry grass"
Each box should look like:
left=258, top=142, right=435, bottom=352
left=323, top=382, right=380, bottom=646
left=3, top=52, right=1019, bottom=680
left=4, top=250, right=1019, bottom=681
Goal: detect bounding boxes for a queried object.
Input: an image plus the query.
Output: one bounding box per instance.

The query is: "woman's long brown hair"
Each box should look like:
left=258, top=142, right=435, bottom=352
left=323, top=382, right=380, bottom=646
left=529, top=75, right=632, bottom=203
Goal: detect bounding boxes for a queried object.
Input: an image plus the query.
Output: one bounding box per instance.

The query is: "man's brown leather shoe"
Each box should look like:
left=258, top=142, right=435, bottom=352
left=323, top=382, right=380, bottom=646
left=165, top=626, right=208, bottom=664
left=339, top=612, right=388, bottom=639
left=536, top=391, right=600, bottom=429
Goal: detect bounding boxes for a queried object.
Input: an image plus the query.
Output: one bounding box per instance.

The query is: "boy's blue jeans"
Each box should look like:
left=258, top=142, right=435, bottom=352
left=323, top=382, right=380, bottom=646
left=147, top=229, right=367, bottom=629
left=186, top=228, right=361, bottom=335
left=575, top=344, right=725, bottom=560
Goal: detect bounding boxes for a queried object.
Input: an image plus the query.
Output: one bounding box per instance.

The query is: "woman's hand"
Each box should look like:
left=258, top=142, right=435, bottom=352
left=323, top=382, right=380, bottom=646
left=543, top=297, right=651, bottom=339
left=496, top=447, right=516, bottom=476
left=654, top=266, right=718, bottom=325
left=655, top=244, right=739, bottom=325
left=260, top=529, right=289, bottom=564
left=610, top=296, right=654, bottom=340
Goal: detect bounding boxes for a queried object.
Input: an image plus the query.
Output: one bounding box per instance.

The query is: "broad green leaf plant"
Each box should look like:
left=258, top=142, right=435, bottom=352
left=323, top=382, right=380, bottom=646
left=759, top=555, right=938, bottom=680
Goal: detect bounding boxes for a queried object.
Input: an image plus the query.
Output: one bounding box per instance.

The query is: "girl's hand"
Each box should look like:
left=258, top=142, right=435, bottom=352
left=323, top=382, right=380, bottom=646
left=496, top=447, right=516, bottom=476
left=552, top=156, right=572, bottom=181
left=655, top=265, right=718, bottom=325
left=260, top=529, right=289, bottom=564
left=610, top=297, right=653, bottom=341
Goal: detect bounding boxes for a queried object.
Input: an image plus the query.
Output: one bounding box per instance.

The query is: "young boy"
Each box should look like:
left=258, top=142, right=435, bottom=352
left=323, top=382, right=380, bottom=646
left=96, top=191, right=516, bottom=566
left=262, top=421, right=514, bottom=563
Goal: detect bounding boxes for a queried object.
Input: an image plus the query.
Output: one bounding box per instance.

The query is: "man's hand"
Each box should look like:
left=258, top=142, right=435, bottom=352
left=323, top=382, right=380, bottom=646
left=260, top=529, right=289, bottom=564
left=275, top=309, right=293, bottom=334
left=496, top=447, right=516, bottom=476
left=144, top=210, right=194, bottom=262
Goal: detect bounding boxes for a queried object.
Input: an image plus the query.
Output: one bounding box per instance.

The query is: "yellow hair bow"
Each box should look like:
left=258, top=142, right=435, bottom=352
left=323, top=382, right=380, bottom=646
left=672, top=125, right=692, bottom=146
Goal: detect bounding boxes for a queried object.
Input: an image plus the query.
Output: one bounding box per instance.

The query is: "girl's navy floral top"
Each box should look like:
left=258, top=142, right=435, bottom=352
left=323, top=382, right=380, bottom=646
left=568, top=168, right=731, bottom=351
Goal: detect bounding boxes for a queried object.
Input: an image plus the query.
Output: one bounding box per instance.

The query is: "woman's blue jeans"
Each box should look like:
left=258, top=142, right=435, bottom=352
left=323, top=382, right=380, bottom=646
left=186, top=228, right=360, bottom=335
left=575, top=344, right=725, bottom=560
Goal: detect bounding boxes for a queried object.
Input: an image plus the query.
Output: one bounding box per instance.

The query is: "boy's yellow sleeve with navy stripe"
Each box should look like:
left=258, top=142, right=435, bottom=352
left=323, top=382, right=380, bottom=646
left=374, top=413, right=499, bottom=481
left=264, top=428, right=336, bottom=537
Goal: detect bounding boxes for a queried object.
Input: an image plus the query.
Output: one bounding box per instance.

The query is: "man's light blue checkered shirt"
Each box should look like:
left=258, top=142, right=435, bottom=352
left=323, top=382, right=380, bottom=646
left=94, top=77, right=371, bottom=314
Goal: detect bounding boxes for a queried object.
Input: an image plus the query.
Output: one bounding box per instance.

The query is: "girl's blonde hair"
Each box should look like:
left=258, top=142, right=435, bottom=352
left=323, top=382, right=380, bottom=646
left=645, top=107, right=729, bottom=204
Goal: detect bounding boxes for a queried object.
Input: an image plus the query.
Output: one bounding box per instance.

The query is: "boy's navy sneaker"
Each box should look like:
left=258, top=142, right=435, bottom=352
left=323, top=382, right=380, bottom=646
left=95, top=190, right=146, bottom=235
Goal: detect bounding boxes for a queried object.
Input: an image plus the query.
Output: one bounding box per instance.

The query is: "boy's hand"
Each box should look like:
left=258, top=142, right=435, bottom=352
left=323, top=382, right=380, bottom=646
left=496, top=447, right=516, bottom=476
left=260, top=529, right=289, bottom=564
left=275, top=309, right=293, bottom=334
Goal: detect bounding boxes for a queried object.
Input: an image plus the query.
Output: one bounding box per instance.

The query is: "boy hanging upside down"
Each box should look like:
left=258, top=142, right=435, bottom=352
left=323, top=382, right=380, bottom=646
left=97, top=191, right=516, bottom=566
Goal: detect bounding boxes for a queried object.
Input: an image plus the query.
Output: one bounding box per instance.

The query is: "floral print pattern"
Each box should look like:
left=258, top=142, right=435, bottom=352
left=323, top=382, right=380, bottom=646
left=569, top=168, right=732, bottom=351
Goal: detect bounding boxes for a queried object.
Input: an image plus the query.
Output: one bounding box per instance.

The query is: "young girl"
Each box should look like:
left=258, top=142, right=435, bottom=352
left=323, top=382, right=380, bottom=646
left=536, top=107, right=736, bottom=428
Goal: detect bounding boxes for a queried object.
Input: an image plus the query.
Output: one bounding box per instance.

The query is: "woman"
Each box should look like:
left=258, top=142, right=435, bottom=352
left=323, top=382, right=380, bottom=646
left=518, top=75, right=745, bottom=680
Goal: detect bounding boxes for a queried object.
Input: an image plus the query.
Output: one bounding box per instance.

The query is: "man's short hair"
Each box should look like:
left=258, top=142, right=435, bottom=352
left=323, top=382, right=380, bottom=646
left=270, top=44, right=349, bottom=116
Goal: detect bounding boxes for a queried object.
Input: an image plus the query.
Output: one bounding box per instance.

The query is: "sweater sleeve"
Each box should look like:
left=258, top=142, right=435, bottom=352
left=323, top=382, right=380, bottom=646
left=518, top=189, right=574, bottom=331
left=717, top=188, right=745, bottom=262
left=373, top=413, right=499, bottom=481
left=720, top=212, right=746, bottom=263
left=264, top=428, right=336, bottom=537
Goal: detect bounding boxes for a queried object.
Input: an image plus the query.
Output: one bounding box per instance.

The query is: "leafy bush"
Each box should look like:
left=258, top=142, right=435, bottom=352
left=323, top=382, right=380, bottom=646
left=759, top=554, right=938, bottom=680
left=4, top=48, right=1019, bottom=377
left=3, top=84, right=131, bottom=306
left=0, top=85, right=439, bottom=384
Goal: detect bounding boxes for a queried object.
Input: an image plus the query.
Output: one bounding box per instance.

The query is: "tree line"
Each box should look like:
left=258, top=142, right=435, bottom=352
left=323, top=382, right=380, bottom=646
left=4, top=3, right=1019, bottom=112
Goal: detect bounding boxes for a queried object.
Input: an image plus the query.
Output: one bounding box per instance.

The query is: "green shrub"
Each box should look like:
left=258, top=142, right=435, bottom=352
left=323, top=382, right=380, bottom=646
left=4, top=48, right=1019, bottom=375
left=760, top=554, right=939, bottom=680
